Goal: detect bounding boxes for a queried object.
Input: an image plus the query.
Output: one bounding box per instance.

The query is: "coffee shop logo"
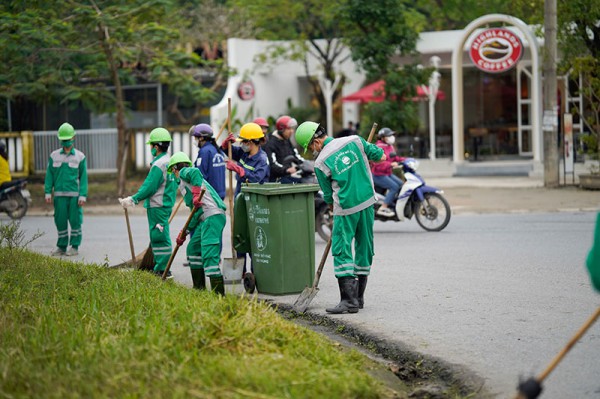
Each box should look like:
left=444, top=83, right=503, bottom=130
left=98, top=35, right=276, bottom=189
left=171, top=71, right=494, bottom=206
left=469, top=28, right=523, bottom=73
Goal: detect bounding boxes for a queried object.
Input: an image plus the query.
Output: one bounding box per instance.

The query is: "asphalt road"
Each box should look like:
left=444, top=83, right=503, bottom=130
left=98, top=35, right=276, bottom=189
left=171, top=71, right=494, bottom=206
left=7, top=208, right=600, bottom=399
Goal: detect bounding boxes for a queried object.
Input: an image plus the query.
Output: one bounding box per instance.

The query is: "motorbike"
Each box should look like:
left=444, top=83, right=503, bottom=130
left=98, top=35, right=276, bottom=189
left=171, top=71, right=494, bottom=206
left=0, top=179, right=31, bottom=219
left=374, top=158, right=451, bottom=232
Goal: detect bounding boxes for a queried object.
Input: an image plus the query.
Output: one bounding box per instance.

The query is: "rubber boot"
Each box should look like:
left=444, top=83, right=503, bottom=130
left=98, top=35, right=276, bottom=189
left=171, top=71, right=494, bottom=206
left=326, top=277, right=359, bottom=314
left=209, top=276, right=225, bottom=296
left=191, top=269, right=206, bottom=290
left=357, top=275, right=368, bottom=309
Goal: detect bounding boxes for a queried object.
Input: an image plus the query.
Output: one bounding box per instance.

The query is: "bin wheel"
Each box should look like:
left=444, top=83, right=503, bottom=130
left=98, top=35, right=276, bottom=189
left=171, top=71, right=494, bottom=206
left=243, top=273, right=256, bottom=294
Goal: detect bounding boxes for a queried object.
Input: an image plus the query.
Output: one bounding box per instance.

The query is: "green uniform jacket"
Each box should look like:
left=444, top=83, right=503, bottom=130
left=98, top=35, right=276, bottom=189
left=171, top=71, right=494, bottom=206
left=44, top=148, right=88, bottom=201
left=132, top=152, right=176, bottom=208
left=178, top=167, right=226, bottom=230
left=314, top=136, right=383, bottom=216
left=587, top=213, right=600, bottom=292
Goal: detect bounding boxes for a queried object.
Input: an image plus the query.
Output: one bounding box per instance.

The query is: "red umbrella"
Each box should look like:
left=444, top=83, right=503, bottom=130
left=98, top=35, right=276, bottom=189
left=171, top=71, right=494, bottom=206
left=341, top=80, right=445, bottom=103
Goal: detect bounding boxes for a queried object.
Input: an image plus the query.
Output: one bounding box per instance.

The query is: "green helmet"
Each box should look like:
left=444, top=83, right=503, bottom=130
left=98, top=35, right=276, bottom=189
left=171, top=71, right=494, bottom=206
left=57, top=123, right=75, bottom=140
left=167, top=152, right=192, bottom=172
left=296, top=121, right=320, bottom=153
left=146, top=127, right=172, bottom=144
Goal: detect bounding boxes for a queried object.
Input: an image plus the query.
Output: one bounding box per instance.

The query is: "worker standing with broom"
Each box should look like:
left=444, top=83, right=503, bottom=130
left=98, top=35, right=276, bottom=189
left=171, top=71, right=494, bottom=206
left=295, top=121, right=385, bottom=314
left=119, top=127, right=177, bottom=278
left=167, top=152, right=226, bottom=295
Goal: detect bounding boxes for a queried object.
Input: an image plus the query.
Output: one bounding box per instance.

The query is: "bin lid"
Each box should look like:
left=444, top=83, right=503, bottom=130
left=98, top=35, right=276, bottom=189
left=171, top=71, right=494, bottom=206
left=241, top=183, right=320, bottom=196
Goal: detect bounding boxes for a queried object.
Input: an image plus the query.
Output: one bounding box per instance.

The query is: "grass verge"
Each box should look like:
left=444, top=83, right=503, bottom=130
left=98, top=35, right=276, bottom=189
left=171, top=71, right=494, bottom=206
left=0, top=248, right=395, bottom=398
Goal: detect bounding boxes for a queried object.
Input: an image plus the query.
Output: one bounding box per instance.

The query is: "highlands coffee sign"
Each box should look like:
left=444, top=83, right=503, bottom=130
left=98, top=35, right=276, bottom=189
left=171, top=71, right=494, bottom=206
left=469, top=28, right=523, bottom=73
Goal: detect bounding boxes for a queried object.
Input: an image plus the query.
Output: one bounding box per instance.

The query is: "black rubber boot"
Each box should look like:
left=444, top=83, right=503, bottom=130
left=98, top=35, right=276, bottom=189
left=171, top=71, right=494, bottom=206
left=357, top=275, right=368, bottom=309
left=190, top=269, right=206, bottom=290
left=326, top=277, right=359, bottom=314
left=209, top=276, right=225, bottom=296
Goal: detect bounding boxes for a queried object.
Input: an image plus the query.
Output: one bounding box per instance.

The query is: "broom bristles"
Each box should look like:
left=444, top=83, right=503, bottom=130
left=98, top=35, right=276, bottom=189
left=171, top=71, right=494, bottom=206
left=138, top=245, right=155, bottom=271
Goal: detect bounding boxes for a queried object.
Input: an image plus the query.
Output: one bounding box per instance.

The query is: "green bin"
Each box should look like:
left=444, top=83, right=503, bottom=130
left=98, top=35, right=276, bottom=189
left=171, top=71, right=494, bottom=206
left=241, top=183, right=320, bottom=295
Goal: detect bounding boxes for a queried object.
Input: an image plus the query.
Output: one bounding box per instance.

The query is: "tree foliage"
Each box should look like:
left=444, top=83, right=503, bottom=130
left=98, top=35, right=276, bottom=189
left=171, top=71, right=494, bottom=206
left=0, top=0, right=225, bottom=195
left=557, top=0, right=600, bottom=167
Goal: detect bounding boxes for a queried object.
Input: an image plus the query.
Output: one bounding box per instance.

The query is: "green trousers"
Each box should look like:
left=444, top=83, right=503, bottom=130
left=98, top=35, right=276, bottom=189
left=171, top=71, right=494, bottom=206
left=53, top=196, right=83, bottom=250
left=187, top=214, right=225, bottom=277
left=332, top=206, right=375, bottom=278
left=147, top=207, right=172, bottom=272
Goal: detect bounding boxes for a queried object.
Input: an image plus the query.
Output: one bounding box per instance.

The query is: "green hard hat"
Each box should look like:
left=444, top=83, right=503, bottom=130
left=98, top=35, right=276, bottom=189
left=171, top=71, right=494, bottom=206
left=146, top=127, right=172, bottom=144
left=295, top=121, right=320, bottom=153
left=167, top=151, right=192, bottom=172
left=57, top=123, right=75, bottom=140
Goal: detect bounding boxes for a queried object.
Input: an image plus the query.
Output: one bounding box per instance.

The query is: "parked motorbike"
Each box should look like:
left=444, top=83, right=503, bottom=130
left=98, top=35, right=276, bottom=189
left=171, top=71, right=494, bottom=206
left=0, top=179, right=31, bottom=219
left=374, top=158, right=451, bottom=232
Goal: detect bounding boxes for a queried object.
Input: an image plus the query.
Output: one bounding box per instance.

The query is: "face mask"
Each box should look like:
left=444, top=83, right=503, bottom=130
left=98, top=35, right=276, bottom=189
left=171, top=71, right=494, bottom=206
left=151, top=147, right=158, bottom=157
left=312, top=150, right=320, bottom=158
left=384, top=136, right=395, bottom=145
left=241, top=143, right=251, bottom=153
left=61, top=140, right=73, bottom=148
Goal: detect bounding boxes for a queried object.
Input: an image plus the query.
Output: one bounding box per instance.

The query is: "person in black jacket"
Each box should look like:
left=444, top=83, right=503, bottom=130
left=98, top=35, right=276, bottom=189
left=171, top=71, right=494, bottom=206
left=263, top=115, right=305, bottom=183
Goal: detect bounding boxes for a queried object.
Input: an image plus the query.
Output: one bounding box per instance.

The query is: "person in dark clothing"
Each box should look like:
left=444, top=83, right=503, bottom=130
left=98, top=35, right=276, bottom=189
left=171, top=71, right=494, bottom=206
left=189, top=123, right=226, bottom=200
left=263, top=115, right=305, bottom=183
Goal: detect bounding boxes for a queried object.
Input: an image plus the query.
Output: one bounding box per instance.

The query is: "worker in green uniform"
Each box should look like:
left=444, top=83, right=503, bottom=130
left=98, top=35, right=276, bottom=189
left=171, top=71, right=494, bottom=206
left=587, top=213, right=600, bottom=293
left=119, top=127, right=177, bottom=277
left=296, top=121, right=385, bottom=314
left=44, top=122, right=88, bottom=256
left=168, top=152, right=227, bottom=295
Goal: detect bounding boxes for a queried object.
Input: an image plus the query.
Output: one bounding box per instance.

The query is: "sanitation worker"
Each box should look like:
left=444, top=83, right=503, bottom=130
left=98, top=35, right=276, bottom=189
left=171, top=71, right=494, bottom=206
left=119, top=127, right=177, bottom=278
left=168, top=152, right=226, bottom=295
left=296, top=121, right=385, bottom=314
left=587, top=213, right=600, bottom=292
left=189, top=123, right=226, bottom=200
left=44, top=122, right=88, bottom=256
left=264, top=115, right=305, bottom=183
left=221, top=122, right=269, bottom=289
left=371, top=127, right=405, bottom=218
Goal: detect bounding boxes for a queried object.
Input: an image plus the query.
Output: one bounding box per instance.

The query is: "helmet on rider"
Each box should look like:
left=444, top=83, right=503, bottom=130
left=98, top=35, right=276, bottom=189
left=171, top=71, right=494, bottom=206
left=238, top=122, right=265, bottom=142
left=57, top=123, right=75, bottom=140
left=253, top=117, right=269, bottom=129
left=167, top=151, right=193, bottom=172
left=377, top=127, right=395, bottom=138
left=146, top=127, right=172, bottom=144
left=189, top=123, right=213, bottom=139
left=275, top=116, right=298, bottom=132
left=296, top=121, right=326, bottom=153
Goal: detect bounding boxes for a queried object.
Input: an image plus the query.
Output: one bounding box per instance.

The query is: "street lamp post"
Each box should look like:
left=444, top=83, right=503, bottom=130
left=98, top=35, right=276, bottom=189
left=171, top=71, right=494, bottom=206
left=317, top=72, right=341, bottom=136
left=423, top=56, right=441, bottom=160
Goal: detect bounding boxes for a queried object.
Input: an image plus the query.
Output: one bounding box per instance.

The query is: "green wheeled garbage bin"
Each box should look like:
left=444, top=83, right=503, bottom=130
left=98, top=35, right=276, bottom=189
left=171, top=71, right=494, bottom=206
left=241, top=183, right=320, bottom=295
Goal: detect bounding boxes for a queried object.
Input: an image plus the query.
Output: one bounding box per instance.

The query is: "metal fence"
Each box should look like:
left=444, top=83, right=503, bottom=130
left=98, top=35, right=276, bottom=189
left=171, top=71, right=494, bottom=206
left=134, top=128, right=194, bottom=170
left=0, top=133, right=28, bottom=175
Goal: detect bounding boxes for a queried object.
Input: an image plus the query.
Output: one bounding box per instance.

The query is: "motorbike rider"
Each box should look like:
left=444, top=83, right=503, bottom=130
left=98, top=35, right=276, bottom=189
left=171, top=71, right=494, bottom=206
left=296, top=121, right=385, bottom=314
left=0, top=141, right=11, bottom=189
left=44, top=123, right=88, bottom=257
left=119, top=127, right=177, bottom=278
left=189, top=123, right=226, bottom=200
left=168, top=152, right=227, bottom=295
left=253, top=117, right=270, bottom=137
left=264, top=115, right=305, bottom=183
left=371, top=127, right=405, bottom=218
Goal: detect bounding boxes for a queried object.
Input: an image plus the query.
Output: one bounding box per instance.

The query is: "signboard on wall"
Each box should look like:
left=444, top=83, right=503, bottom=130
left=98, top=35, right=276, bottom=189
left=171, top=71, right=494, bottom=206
left=469, top=28, right=523, bottom=73
left=237, top=81, right=255, bottom=101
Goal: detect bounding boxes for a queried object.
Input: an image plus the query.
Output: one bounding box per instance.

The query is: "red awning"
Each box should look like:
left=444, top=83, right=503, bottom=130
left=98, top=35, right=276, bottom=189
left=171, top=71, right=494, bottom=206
left=341, top=80, right=445, bottom=103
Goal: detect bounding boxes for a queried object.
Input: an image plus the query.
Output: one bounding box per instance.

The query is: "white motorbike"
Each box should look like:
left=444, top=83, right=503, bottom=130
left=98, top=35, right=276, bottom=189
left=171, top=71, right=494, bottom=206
left=374, top=158, right=451, bottom=232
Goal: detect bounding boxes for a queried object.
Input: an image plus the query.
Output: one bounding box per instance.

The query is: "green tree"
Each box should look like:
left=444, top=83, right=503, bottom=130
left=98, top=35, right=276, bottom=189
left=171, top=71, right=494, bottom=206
left=557, top=0, right=600, bottom=172
left=0, top=1, right=221, bottom=195
left=338, top=0, right=428, bottom=134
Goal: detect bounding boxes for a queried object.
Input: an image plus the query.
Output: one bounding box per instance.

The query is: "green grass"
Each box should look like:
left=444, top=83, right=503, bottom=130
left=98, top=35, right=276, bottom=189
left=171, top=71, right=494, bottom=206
left=0, top=248, right=389, bottom=398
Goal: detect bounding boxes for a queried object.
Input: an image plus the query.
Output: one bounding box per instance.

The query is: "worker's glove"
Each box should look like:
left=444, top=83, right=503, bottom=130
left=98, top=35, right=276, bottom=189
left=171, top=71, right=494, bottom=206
left=191, top=186, right=203, bottom=208
left=119, top=196, right=135, bottom=209
left=221, top=133, right=237, bottom=150
left=226, top=160, right=245, bottom=177
left=176, top=229, right=187, bottom=246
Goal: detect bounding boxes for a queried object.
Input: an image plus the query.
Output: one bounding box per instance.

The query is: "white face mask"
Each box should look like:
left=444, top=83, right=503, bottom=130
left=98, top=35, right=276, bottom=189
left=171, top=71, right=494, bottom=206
left=384, top=136, right=395, bottom=145
left=193, top=138, right=200, bottom=147
left=241, top=143, right=251, bottom=153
